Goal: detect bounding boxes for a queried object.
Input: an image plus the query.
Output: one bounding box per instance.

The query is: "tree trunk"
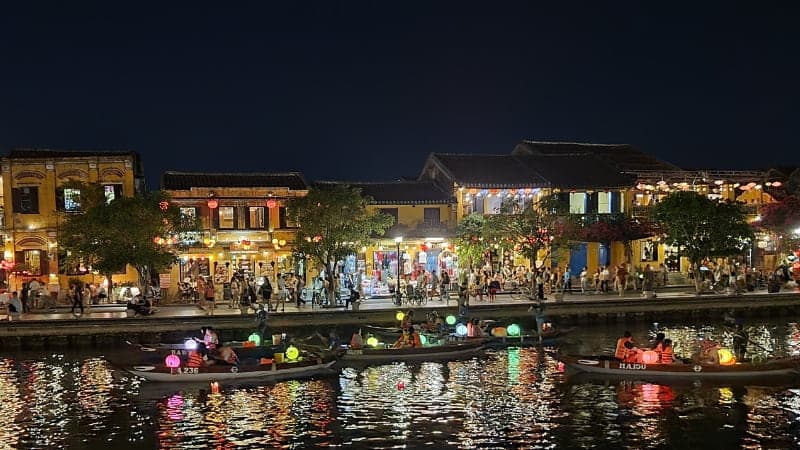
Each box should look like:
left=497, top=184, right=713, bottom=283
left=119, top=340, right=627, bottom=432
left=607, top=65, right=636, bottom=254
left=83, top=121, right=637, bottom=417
left=691, top=263, right=703, bottom=294
left=326, top=260, right=337, bottom=304
left=105, top=272, right=113, bottom=302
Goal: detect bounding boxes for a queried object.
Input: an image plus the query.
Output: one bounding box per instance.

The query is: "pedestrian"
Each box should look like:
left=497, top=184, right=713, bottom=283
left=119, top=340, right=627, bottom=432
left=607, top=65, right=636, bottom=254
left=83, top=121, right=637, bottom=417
left=579, top=266, right=588, bottom=294
left=71, top=282, right=84, bottom=316
left=204, top=277, right=215, bottom=312
left=7, top=291, right=22, bottom=321
left=259, top=276, right=273, bottom=304
left=440, top=271, right=450, bottom=301
left=20, top=282, right=30, bottom=313
left=536, top=270, right=545, bottom=300
left=295, top=276, right=306, bottom=307
left=616, top=264, right=628, bottom=297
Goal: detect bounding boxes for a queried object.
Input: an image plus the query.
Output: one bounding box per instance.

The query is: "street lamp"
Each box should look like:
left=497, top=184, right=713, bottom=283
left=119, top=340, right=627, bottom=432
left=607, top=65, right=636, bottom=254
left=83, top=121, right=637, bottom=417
left=395, top=236, right=403, bottom=306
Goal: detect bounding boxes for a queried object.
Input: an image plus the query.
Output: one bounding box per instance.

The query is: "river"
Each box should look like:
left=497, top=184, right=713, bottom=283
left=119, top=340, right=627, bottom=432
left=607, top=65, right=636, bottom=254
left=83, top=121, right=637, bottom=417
left=2, top=317, right=800, bottom=449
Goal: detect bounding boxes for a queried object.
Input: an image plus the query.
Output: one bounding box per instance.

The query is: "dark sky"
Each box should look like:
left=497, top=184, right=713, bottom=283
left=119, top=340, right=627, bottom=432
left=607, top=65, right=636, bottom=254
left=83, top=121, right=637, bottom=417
left=1, top=2, right=798, bottom=188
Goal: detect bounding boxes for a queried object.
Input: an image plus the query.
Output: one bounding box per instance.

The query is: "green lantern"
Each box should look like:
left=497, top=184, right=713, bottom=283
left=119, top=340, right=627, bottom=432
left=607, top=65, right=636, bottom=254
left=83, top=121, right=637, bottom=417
left=507, top=323, right=521, bottom=337
left=248, top=332, right=261, bottom=346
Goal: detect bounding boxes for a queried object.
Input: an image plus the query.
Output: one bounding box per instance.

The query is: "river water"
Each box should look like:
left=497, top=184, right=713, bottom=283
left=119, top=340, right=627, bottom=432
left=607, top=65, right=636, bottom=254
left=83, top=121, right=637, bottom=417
left=2, top=317, right=800, bottom=449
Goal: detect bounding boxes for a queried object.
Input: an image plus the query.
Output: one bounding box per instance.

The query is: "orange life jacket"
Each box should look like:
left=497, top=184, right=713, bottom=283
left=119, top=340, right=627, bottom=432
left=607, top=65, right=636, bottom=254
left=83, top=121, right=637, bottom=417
left=411, top=332, right=422, bottom=348
left=660, top=347, right=674, bottom=364
left=615, top=337, right=632, bottom=360
left=623, top=348, right=640, bottom=363
left=187, top=351, right=204, bottom=368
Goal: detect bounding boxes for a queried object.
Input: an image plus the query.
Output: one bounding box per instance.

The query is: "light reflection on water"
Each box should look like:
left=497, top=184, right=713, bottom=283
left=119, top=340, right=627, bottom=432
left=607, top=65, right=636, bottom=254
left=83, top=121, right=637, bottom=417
left=0, top=319, right=800, bottom=448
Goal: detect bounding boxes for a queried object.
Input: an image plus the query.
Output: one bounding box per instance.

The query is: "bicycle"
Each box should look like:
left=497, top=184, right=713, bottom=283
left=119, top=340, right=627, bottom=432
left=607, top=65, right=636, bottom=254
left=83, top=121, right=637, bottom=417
left=508, top=284, right=533, bottom=301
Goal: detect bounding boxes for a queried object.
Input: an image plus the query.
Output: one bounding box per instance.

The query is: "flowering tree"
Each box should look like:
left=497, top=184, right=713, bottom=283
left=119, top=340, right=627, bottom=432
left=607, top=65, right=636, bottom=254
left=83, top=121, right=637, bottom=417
left=581, top=215, right=655, bottom=264
left=758, top=195, right=800, bottom=257
left=454, top=213, right=490, bottom=271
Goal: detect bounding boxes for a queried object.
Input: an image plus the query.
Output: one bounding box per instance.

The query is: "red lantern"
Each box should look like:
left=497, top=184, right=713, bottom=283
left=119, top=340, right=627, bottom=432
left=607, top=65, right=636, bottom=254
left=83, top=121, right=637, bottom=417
left=642, top=351, right=659, bottom=364
left=159, top=200, right=169, bottom=211
left=266, top=199, right=277, bottom=209
left=420, top=244, right=428, bottom=252
left=165, top=354, right=181, bottom=368
left=207, top=198, right=218, bottom=209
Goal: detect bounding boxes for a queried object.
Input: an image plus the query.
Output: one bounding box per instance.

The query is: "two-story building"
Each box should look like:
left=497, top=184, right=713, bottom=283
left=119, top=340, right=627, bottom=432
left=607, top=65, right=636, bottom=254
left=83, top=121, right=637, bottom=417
left=161, top=172, right=308, bottom=297
left=0, top=148, right=144, bottom=290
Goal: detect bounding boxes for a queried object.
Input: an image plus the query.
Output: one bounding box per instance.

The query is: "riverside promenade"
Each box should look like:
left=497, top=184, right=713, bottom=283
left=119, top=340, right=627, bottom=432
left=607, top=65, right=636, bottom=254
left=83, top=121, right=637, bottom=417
left=1, top=286, right=800, bottom=349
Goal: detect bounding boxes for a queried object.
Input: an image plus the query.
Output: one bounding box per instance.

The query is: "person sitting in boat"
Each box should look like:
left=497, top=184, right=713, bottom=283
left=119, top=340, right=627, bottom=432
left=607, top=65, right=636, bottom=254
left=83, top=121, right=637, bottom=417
left=196, top=326, right=220, bottom=352
left=409, top=327, right=422, bottom=347
left=213, top=345, right=239, bottom=365
left=434, top=316, right=448, bottom=335
left=187, top=343, right=210, bottom=368
left=622, top=341, right=643, bottom=363
left=393, top=328, right=415, bottom=349
left=401, top=310, right=414, bottom=330
left=659, top=339, right=675, bottom=364
left=350, top=332, right=364, bottom=349
left=615, top=331, right=633, bottom=361
left=695, top=340, right=721, bottom=365
left=470, top=318, right=487, bottom=337
left=651, top=332, right=666, bottom=353
left=732, top=323, right=749, bottom=361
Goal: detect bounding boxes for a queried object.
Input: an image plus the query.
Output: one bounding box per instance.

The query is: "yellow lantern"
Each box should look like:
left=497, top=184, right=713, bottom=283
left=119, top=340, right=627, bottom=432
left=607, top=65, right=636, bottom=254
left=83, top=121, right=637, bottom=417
left=285, top=345, right=300, bottom=361
left=718, top=348, right=736, bottom=365
left=396, top=311, right=405, bottom=321
left=367, top=336, right=379, bottom=347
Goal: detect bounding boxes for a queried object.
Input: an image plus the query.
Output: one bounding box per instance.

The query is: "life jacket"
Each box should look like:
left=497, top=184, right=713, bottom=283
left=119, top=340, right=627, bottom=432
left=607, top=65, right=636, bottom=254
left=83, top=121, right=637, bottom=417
left=350, top=333, right=364, bottom=349
left=660, top=347, right=674, bottom=364
left=623, top=348, right=641, bottom=363
left=187, top=351, right=204, bottom=368
left=411, top=332, right=422, bottom=348
left=467, top=322, right=476, bottom=337
left=615, top=337, right=632, bottom=360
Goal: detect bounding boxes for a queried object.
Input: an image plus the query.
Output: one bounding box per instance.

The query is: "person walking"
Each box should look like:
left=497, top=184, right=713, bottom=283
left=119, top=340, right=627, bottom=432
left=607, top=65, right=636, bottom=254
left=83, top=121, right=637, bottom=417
left=20, top=282, right=30, bottom=313
left=204, top=277, right=215, bottom=313
left=71, top=282, right=84, bottom=316
left=580, top=267, right=588, bottom=294
left=259, top=277, right=273, bottom=305
left=616, top=264, right=628, bottom=297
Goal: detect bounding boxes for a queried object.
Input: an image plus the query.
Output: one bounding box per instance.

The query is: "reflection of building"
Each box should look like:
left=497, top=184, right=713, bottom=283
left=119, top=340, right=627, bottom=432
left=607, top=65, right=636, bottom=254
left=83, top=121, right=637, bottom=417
left=161, top=172, right=308, bottom=296
left=314, top=181, right=456, bottom=297
left=1, top=148, right=144, bottom=289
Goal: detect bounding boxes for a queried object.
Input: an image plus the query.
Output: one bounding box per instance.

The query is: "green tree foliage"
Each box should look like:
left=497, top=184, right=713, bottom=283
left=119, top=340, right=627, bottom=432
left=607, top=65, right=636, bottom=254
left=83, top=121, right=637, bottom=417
left=581, top=214, right=655, bottom=263
left=58, top=182, right=197, bottom=290
left=288, top=184, right=394, bottom=297
left=652, top=191, right=753, bottom=292
left=480, top=194, right=580, bottom=272
left=454, top=213, right=489, bottom=270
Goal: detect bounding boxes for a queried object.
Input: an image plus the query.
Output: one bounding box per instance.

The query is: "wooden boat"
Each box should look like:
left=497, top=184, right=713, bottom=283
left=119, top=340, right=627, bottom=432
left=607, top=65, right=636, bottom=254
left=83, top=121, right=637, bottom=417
left=126, top=357, right=336, bottom=382
left=560, top=355, right=800, bottom=379
left=340, top=340, right=484, bottom=362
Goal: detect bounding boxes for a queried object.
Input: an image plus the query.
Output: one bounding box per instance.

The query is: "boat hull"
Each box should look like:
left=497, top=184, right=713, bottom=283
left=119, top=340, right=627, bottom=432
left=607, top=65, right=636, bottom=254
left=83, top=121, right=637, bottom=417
left=127, top=360, right=336, bottom=382
left=340, top=341, right=484, bottom=362
left=561, top=355, right=800, bottom=379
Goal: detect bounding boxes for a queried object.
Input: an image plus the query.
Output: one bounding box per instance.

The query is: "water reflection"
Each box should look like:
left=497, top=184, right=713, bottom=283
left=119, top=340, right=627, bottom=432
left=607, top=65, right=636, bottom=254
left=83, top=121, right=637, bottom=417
left=2, top=318, right=800, bottom=448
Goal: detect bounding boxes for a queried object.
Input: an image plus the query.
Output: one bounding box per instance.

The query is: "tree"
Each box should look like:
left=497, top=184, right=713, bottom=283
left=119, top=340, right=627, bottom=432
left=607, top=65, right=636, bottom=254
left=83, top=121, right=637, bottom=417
left=483, top=195, right=581, bottom=275
left=652, top=191, right=753, bottom=293
left=758, top=195, right=800, bottom=257
left=288, top=184, right=394, bottom=300
left=454, top=213, right=490, bottom=271
left=581, top=214, right=655, bottom=264
left=58, top=182, right=197, bottom=292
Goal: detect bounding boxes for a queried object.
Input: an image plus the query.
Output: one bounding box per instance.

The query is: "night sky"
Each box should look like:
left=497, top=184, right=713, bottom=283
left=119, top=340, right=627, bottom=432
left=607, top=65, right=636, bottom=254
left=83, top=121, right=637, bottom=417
left=1, top=2, right=798, bottom=188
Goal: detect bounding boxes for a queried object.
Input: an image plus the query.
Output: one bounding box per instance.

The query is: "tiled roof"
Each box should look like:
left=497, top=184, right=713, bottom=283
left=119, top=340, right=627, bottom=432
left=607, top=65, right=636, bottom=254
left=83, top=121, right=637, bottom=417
left=513, top=140, right=682, bottom=172
left=6, top=148, right=139, bottom=159
left=429, top=154, right=547, bottom=187
left=162, top=171, right=308, bottom=190
left=515, top=154, right=636, bottom=189
left=315, top=181, right=455, bottom=205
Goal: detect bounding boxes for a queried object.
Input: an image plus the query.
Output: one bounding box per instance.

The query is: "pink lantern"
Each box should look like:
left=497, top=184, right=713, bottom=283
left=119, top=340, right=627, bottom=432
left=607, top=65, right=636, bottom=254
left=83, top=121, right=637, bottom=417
left=642, top=351, right=659, bottom=364
left=266, top=198, right=277, bottom=209
left=207, top=198, right=218, bottom=209
left=165, top=354, right=181, bottom=368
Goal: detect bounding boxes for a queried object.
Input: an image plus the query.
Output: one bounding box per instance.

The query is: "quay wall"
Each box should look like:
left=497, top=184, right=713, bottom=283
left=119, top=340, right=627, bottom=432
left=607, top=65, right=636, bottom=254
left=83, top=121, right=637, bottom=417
left=1, top=292, right=799, bottom=350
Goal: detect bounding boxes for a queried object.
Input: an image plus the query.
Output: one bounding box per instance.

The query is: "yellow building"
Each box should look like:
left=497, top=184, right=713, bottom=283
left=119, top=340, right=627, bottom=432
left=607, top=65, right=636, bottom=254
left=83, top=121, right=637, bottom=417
left=161, top=172, right=308, bottom=298
left=0, top=148, right=143, bottom=290
left=315, top=181, right=457, bottom=297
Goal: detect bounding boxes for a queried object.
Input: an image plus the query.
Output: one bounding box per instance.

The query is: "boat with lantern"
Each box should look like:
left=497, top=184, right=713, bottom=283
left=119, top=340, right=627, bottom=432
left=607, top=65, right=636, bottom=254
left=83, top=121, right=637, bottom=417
left=559, top=354, right=800, bottom=379
left=339, top=338, right=485, bottom=362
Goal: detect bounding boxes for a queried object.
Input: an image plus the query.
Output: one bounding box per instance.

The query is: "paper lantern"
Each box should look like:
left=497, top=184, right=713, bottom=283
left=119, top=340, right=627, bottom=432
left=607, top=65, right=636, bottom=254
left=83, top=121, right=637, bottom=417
left=367, top=336, right=379, bottom=347
left=492, top=327, right=507, bottom=337
left=642, top=351, right=659, bottom=364
left=184, top=339, right=198, bottom=350
left=266, top=198, right=277, bottom=209
left=419, top=334, right=428, bottom=346
left=210, top=381, right=219, bottom=394
left=165, top=354, right=181, bottom=368
left=396, top=381, right=405, bottom=390
left=207, top=198, right=218, bottom=209
left=455, top=324, right=468, bottom=337
left=445, top=315, right=456, bottom=325
left=159, top=200, right=169, bottom=211
left=396, top=311, right=405, bottom=321
left=248, top=333, right=261, bottom=346
left=718, top=348, right=736, bottom=365
left=507, top=324, right=521, bottom=337
left=285, top=345, right=300, bottom=361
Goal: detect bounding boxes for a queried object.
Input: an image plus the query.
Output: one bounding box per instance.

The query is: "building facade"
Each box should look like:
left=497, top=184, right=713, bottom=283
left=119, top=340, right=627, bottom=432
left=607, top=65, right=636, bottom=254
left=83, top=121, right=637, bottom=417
left=0, top=148, right=144, bottom=290
left=161, top=172, right=308, bottom=298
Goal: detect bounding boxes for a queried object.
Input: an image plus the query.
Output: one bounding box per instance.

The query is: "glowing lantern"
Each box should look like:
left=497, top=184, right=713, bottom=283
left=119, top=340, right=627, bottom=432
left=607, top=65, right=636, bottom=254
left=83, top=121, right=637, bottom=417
left=419, top=334, right=428, bottom=346
left=165, top=354, right=181, bottom=368
left=159, top=200, right=169, bottom=211
left=266, top=198, right=277, bottom=209
left=367, top=336, right=379, bottom=347
left=718, top=348, right=736, bottom=365
left=248, top=333, right=261, bottom=346
left=396, top=381, right=405, bottom=390
left=210, top=381, right=220, bottom=394
left=445, top=315, right=456, bottom=325
left=207, top=198, right=218, bottom=209
left=455, top=323, right=468, bottom=337
left=507, top=324, right=521, bottom=337
left=642, top=351, right=659, bottom=364
left=184, top=339, right=198, bottom=350
left=492, top=327, right=507, bottom=337
left=285, top=345, right=299, bottom=361
left=396, top=311, right=405, bottom=321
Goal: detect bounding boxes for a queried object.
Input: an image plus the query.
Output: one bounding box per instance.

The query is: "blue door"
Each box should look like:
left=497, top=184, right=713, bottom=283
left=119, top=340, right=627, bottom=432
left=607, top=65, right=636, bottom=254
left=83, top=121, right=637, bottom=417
left=598, top=243, right=611, bottom=267
left=570, top=243, right=587, bottom=276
